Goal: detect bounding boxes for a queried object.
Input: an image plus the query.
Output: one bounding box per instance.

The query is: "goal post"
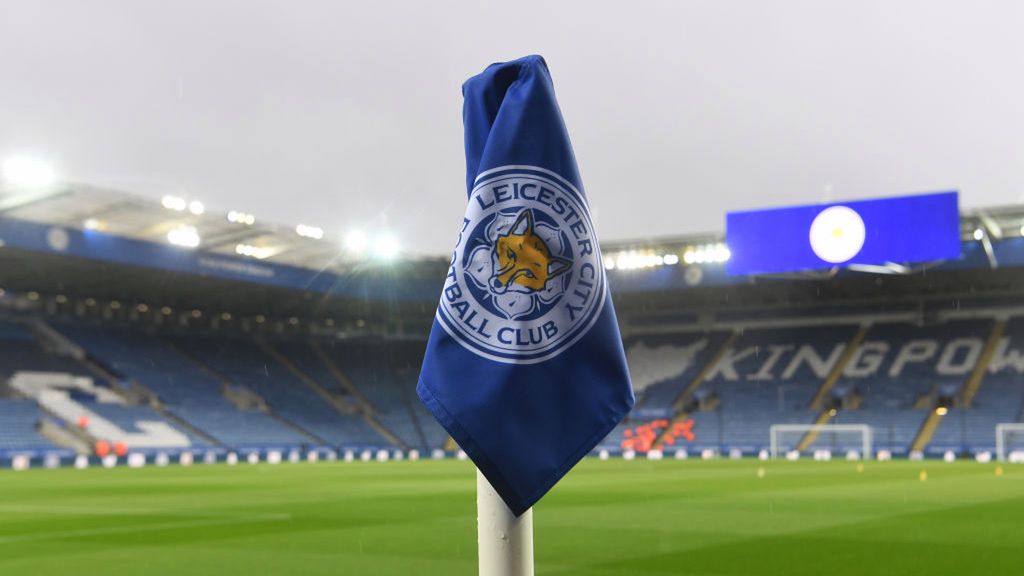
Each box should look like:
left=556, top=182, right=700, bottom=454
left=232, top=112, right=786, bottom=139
left=769, top=424, right=873, bottom=460
left=995, top=423, right=1024, bottom=462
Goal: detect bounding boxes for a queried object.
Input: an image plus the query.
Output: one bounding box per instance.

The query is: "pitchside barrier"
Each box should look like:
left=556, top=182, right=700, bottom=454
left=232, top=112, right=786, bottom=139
left=0, top=447, right=438, bottom=470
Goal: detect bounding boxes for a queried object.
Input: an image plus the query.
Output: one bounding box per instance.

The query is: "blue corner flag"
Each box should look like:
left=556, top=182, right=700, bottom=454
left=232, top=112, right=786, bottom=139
left=416, top=55, right=634, bottom=515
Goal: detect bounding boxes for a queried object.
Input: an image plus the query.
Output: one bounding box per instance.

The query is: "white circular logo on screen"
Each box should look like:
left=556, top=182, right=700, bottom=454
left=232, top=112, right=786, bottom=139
left=46, top=226, right=70, bottom=252
left=808, top=205, right=865, bottom=264
left=437, top=166, right=606, bottom=365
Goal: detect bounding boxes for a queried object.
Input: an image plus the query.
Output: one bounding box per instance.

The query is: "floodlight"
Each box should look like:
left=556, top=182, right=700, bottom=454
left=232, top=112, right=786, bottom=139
left=161, top=196, right=187, bottom=211
left=296, top=224, right=324, bottom=239
left=235, top=243, right=273, bottom=259
left=1, top=156, right=56, bottom=188
left=167, top=225, right=200, bottom=248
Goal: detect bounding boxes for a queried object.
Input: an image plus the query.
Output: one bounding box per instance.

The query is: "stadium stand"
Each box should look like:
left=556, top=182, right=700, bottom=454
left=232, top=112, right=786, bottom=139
left=0, top=398, right=56, bottom=454
left=166, top=334, right=390, bottom=449
left=56, top=324, right=312, bottom=449
left=0, top=307, right=1017, bottom=460
left=601, top=316, right=1024, bottom=457
left=0, top=320, right=89, bottom=377
left=3, top=197, right=1024, bottom=463
left=315, top=339, right=448, bottom=451
left=929, top=317, right=1024, bottom=454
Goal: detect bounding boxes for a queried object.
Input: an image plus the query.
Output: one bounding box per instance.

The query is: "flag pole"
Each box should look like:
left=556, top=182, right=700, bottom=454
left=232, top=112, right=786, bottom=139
left=477, top=469, right=534, bottom=576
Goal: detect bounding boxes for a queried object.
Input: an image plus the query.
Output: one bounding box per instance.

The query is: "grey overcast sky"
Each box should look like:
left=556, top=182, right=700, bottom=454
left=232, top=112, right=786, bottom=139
left=1, top=1, right=1022, bottom=255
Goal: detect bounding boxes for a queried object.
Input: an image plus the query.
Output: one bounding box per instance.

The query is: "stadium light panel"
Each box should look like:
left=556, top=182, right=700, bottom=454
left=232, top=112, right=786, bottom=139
left=82, top=218, right=105, bottom=231
left=227, top=210, right=256, bottom=225
left=663, top=254, right=680, bottom=265
left=295, top=224, right=324, bottom=240
left=235, top=243, right=273, bottom=259
left=188, top=200, right=205, bottom=215
left=161, top=195, right=187, bottom=211
left=167, top=225, right=200, bottom=248
left=1, top=156, right=56, bottom=188
left=973, top=229, right=984, bottom=240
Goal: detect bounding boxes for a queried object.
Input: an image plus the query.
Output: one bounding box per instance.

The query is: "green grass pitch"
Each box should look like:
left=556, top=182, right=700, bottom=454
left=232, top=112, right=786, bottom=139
left=1, top=459, right=1021, bottom=575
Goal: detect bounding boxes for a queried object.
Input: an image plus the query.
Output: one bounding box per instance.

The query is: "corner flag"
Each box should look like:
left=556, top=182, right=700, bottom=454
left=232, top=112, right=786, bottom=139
left=417, top=55, right=634, bottom=515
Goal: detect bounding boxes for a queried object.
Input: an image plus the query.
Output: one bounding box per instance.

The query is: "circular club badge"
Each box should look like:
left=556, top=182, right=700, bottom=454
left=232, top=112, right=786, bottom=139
left=437, top=166, right=607, bottom=364
left=808, top=205, right=866, bottom=264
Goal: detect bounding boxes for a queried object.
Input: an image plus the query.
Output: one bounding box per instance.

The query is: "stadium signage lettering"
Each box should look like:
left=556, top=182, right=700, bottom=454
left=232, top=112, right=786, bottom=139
left=704, top=337, right=1024, bottom=381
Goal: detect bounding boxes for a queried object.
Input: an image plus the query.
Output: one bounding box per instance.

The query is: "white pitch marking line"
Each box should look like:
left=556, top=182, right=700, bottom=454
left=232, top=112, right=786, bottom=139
left=0, top=505, right=176, bottom=516
left=0, top=513, right=292, bottom=545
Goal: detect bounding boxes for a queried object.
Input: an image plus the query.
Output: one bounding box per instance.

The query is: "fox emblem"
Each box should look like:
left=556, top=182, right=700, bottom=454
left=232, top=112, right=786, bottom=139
left=490, top=209, right=572, bottom=295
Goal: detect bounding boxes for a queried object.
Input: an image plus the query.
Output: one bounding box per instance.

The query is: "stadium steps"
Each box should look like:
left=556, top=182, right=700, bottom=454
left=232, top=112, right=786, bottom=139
left=162, top=339, right=270, bottom=412
left=163, top=339, right=327, bottom=446
left=670, top=331, right=739, bottom=413
left=256, top=340, right=358, bottom=416
left=959, top=318, right=1006, bottom=407
left=38, top=416, right=92, bottom=453
left=911, top=318, right=1003, bottom=452
left=22, top=319, right=132, bottom=399
left=910, top=410, right=942, bottom=454
left=653, top=413, right=687, bottom=450
left=807, top=323, right=870, bottom=410
left=34, top=400, right=99, bottom=449
left=151, top=407, right=223, bottom=448
left=307, top=340, right=409, bottom=450
left=308, top=340, right=375, bottom=413
left=795, top=409, right=835, bottom=452
left=266, top=412, right=332, bottom=446
left=397, top=379, right=430, bottom=451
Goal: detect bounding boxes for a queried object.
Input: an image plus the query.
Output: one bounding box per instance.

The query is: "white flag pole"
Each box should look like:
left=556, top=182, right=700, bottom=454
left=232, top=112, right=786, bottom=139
left=477, top=469, right=534, bottom=576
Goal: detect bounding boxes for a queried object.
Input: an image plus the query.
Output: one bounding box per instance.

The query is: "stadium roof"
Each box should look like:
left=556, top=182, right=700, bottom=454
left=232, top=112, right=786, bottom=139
left=0, top=180, right=444, bottom=272
left=6, top=180, right=1024, bottom=270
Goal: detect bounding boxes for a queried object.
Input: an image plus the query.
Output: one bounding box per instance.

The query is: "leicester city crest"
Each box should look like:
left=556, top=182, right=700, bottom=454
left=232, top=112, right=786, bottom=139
left=437, top=166, right=607, bottom=364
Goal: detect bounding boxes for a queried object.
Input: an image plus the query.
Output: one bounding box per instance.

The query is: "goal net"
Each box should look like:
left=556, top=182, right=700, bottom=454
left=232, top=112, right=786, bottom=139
left=995, top=423, right=1024, bottom=462
left=769, top=424, right=872, bottom=460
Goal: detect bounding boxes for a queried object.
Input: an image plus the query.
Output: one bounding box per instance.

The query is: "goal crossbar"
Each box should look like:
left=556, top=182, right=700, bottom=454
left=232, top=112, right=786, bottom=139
left=769, top=424, right=872, bottom=459
left=995, top=423, right=1024, bottom=462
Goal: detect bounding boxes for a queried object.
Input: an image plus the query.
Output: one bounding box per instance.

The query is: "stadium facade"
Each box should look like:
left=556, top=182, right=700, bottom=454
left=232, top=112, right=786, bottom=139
left=2, top=183, right=1024, bottom=467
